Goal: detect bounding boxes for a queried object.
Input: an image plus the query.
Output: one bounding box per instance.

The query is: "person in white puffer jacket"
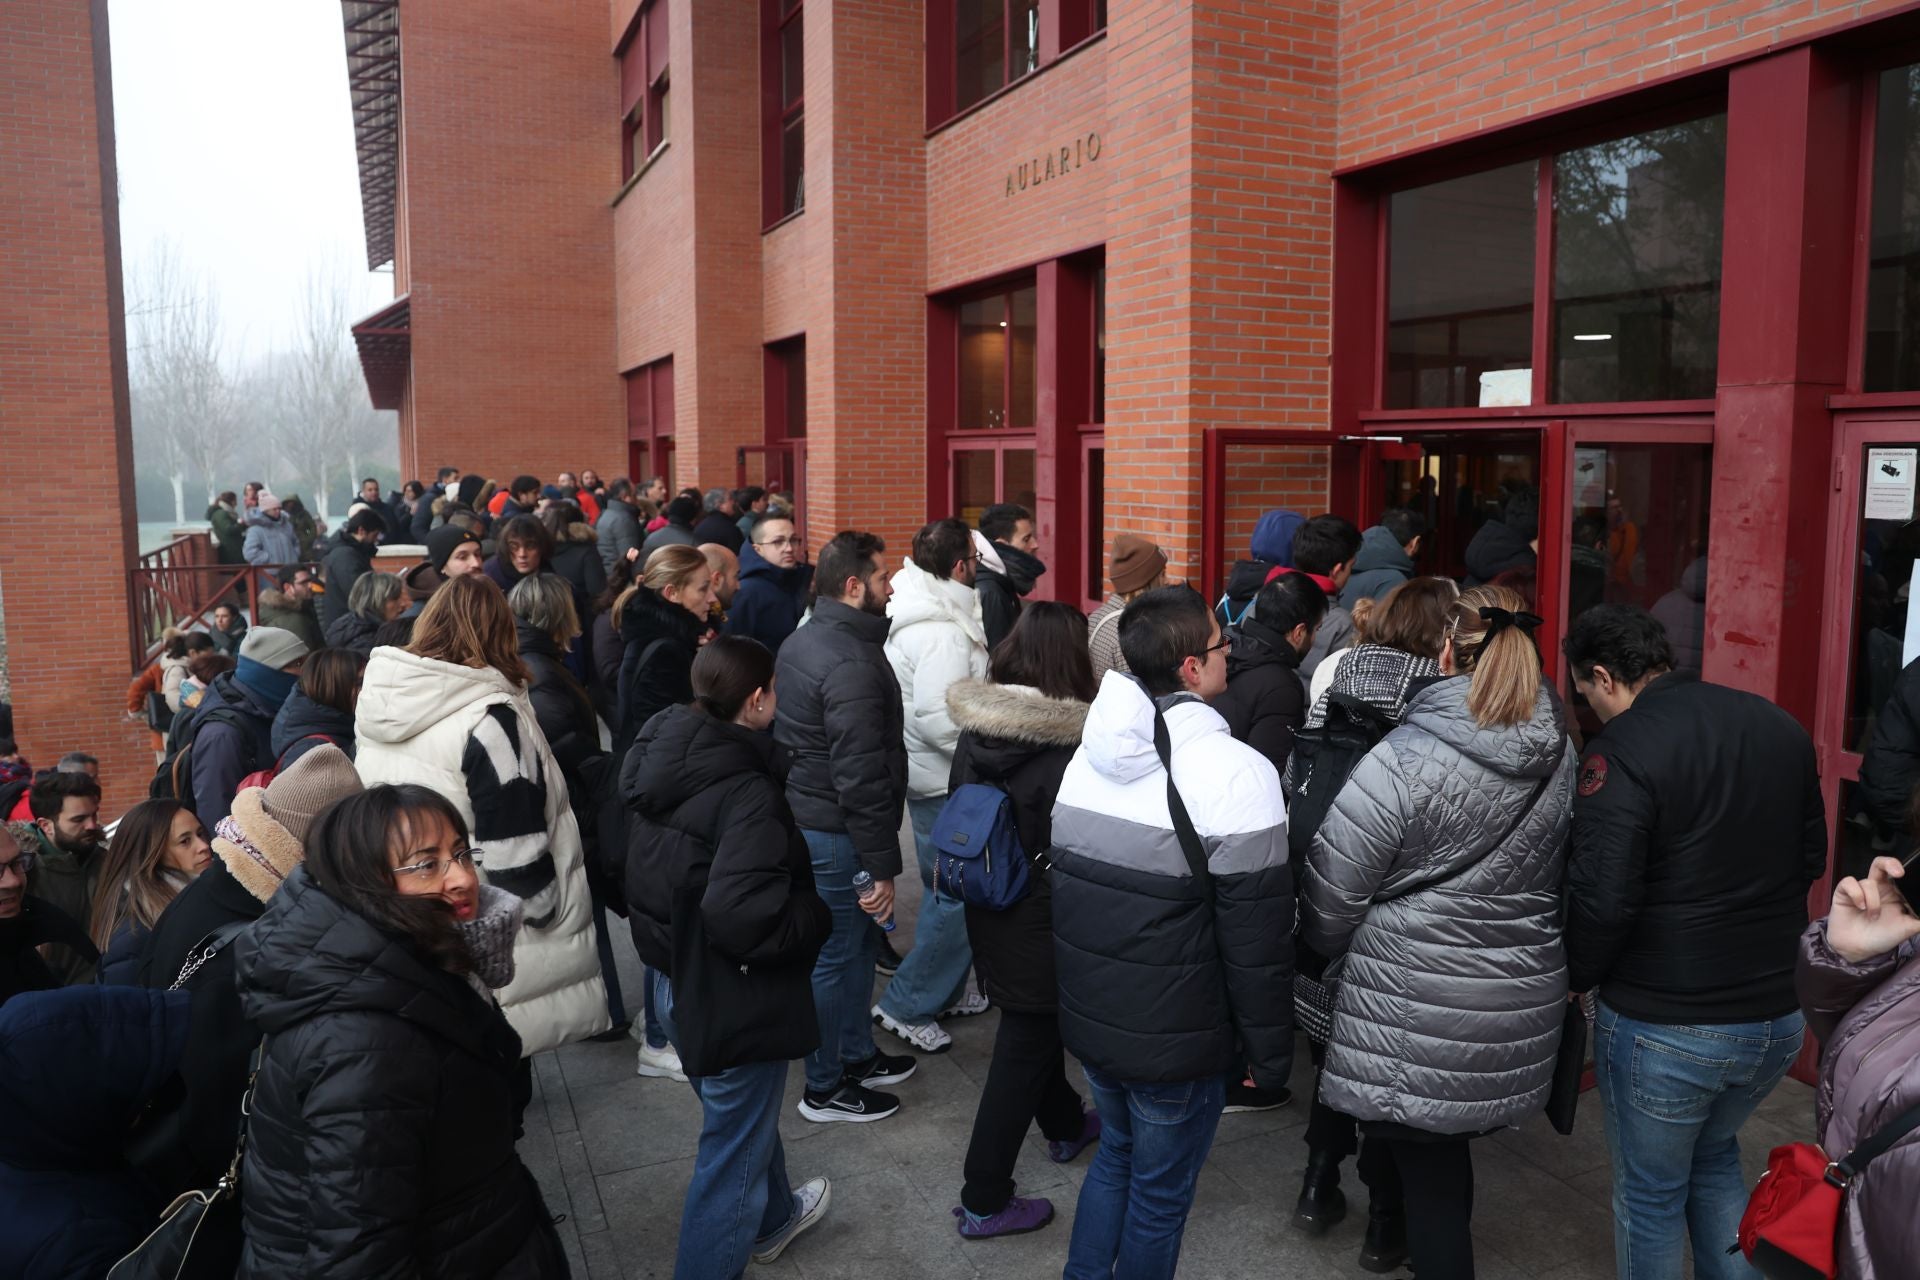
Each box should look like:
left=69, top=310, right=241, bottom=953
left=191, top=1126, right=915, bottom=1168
left=872, top=519, right=991, bottom=1054
left=353, top=573, right=609, bottom=1055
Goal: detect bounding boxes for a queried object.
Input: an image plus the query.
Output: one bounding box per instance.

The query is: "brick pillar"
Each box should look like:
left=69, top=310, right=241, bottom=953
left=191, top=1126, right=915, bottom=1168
left=0, top=0, right=151, bottom=812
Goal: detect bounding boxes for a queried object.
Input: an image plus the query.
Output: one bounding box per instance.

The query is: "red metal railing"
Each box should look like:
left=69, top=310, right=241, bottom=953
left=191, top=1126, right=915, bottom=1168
left=126, top=534, right=281, bottom=672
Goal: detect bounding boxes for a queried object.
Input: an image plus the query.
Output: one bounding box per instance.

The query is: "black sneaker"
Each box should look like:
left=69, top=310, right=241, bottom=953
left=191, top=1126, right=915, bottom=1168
left=797, top=1082, right=900, bottom=1124
left=875, top=935, right=904, bottom=976
left=845, top=1049, right=916, bottom=1088
left=1223, top=1077, right=1292, bottom=1114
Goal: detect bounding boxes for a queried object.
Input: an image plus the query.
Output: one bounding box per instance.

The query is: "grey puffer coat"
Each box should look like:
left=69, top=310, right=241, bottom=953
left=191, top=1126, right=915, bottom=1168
left=1304, top=675, right=1574, bottom=1134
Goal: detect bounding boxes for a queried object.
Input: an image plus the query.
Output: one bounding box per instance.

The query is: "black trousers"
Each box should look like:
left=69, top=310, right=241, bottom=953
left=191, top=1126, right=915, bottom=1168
left=1302, top=1041, right=1393, bottom=1192
left=961, top=1008, right=1085, bottom=1215
left=1360, top=1132, right=1476, bottom=1280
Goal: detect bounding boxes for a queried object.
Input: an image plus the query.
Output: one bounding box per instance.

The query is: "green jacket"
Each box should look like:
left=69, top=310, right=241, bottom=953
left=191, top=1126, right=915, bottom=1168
left=255, top=586, right=324, bottom=652
left=207, top=503, right=246, bottom=565
left=26, top=825, right=99, bottom=985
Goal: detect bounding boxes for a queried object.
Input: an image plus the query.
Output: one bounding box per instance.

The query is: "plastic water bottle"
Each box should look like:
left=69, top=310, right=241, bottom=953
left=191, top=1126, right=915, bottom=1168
left=851, top=870, right=895, bottom=932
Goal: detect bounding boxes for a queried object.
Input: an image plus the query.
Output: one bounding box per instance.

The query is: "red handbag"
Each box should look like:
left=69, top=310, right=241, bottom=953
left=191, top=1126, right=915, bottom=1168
left=1738, top=1101, right=1920, bottom=1279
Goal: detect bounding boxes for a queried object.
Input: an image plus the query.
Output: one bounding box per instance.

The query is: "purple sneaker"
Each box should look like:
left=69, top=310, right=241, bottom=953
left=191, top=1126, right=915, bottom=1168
left=1047, top=1110, right=1102, bottom=1164
left=954, top=1196, right=1055, bottom=1239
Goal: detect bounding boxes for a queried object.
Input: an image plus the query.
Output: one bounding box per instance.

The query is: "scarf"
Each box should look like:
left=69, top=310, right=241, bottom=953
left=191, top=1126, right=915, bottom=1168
left=1304, top=643, right=1442, bottom=730
left=457, top=884, right=524, bottom=997
left=1264, top=564, right=1340, bottom=595
left=234, top=657, right=298, bottom=710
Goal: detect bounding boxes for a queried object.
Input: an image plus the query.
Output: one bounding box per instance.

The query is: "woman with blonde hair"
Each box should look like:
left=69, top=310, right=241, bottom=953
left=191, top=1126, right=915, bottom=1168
left=89, top=799, right=211, bottom=981
left=613, top=543, right=715, bottom=755
left=1301, top=584, right=1574, bottom=1279
left=353, top=572, right=608, bottom=1054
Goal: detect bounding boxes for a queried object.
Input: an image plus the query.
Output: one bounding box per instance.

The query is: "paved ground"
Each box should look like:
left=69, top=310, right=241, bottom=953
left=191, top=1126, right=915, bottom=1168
left=518, top=867, right=1816, bottom=1280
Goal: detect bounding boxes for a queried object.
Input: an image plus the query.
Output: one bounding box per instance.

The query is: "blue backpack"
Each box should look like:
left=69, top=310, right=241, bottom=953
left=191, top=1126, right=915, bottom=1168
left=929, top=783, right=1030, bottom=911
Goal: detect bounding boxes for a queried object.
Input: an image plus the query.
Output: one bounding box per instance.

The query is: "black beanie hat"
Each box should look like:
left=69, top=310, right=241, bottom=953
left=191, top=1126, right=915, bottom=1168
left=427, top=521, right=481, bottom=573
left=456, top=475, right=487, bottom=509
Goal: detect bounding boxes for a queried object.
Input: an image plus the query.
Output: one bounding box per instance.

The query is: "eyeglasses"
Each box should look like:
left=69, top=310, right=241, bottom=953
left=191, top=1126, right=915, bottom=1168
left=393, top=847, right=479, bottom=883
left=756, top=536, right=797, bottom=549
left=1199, top=636, right=1232, bottom=658
left=0, top=851, right=35, bottom=880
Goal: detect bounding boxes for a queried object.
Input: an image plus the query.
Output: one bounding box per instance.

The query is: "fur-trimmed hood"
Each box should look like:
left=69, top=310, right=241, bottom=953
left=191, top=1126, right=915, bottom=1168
left=560, top=521, right=595, bottom=546
left=946, top=680, right=1089, bottom=748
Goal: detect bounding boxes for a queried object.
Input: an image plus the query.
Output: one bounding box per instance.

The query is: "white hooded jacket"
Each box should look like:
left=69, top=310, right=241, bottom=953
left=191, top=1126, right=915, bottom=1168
left=885, top=558, right=990, bottom=799
left=353, top=646, right=609, bottom=1055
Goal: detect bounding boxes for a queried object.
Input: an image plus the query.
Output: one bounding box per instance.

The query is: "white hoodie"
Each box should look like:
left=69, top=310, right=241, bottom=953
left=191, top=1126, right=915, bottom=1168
left=885, top=558, right=990, bottom=798
left=354, top=646, right=608, bottom=1055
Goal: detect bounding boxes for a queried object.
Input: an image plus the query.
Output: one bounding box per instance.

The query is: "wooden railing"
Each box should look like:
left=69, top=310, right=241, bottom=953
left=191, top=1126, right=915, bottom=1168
left=127, top=534, right=281, bottom=672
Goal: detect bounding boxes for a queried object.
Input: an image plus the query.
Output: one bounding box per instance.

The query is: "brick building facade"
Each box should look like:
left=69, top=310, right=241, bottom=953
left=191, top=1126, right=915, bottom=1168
left=1, top=0, right=150, bottom=811
left=342, top=0, right=1920, bottom=890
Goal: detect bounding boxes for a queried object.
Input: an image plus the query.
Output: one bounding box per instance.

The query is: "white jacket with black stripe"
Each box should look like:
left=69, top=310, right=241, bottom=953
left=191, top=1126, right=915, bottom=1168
left=353, top=646, right=609, bottom=1055
left=1049, top=671, right=1295, bottom=1088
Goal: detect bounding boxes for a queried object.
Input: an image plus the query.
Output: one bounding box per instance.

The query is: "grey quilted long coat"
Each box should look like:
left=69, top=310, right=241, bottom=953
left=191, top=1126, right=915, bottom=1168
left=1303, top=676, right=1574, bottom=1135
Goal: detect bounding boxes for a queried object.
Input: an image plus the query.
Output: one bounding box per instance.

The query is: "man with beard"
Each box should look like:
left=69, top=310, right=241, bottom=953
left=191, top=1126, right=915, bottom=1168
left=774, top=531, right=914, bottom=1123
left=24, top=773, right=106, bottom=984
left=0, top=823, right=96, bottom=1005
left=973, top=504, right=1046, bottom=653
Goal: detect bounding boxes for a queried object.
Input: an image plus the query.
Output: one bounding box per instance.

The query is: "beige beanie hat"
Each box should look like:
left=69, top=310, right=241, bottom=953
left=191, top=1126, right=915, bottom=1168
left=214, top=744, right=363, bottom=902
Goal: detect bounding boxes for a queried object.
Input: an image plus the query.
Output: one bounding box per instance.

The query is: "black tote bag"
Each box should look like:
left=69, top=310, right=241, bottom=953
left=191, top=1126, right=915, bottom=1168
left=667, top=884, right=820, bottom=1078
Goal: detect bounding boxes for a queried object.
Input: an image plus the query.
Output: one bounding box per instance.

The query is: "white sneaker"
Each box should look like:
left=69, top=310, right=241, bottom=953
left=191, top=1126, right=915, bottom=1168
left=942, top=990, right=991, bottom=1018
left=635, top=1041, right=688, bottom=1081
left=873, top=1005, right=952, bottom=1053
left=751, top=1176, right=830, bottom=1263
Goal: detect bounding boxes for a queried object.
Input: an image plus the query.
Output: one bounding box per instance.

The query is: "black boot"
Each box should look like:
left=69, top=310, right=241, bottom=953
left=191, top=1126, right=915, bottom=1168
left=1290, top=1152, right=1348, bottom=1237
left=1357, top=1202, right=1409, bottom=1274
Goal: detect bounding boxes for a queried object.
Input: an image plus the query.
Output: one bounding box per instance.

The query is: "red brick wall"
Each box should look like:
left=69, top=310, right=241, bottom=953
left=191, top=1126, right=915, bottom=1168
left=1338, top=0, right=1911, bottom=165
left=0, top=0, right=151, bottom=812
left=400, top=0, right=623, bottom=484
left=926, top=42, right=1109, bottom=291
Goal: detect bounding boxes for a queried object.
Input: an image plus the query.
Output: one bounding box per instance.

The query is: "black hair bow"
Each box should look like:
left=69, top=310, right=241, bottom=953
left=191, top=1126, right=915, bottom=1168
left=1479, top=605, right=1544, bottom=639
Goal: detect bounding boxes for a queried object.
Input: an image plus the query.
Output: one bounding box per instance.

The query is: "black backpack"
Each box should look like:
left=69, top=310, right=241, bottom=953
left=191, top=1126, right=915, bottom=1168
left=149, top=706, right=252, bottom=803
left=1283, top=691, right=1396, bottom=871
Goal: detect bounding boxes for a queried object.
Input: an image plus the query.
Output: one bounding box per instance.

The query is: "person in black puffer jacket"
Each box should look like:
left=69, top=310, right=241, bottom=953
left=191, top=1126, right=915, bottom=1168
left=317, top=509, right=387, bottom=635
left=510, top=575, right=627, bottom=1039
left=945, top=603, right=1101, bottom=1239
left=613, top=545, right=714, bottom=754
left=973, top=506, right=1048, bottom=653
left=543, top=504, right=609, bottom=604
left=270, top=648, right=364, bottom=770
left=1462, top=484, right=1538, bottom=586
left=1215, top=572, right=1327, bottom=777
left=323, top=571, right=404, bottom=657
left=234, top=785, right=567, bottom=1280
left=623, top=638, right=834, bottom=1276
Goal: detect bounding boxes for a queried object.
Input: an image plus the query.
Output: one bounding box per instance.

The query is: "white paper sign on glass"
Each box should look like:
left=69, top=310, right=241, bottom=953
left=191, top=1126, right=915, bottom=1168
left=1865, top=448, right=1918, bottom=522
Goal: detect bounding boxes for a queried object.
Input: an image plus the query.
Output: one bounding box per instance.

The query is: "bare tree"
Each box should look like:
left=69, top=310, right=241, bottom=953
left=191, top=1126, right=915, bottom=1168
left=280, top=264, right=392, bottom=524
left=128, top=241, right=239, bottom=524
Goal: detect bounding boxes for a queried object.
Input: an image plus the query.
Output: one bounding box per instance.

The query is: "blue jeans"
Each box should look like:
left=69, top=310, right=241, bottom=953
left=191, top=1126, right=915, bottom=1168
left=802, top=829, right=881, bottom=1094
left=1064, top=1067, right=1226, bottom=1280
left=874, top=795, right=972, bottom=1023
left=640, top=964, right=669, bottom=1050
left=652, top=971, right=795, bottom=1280
left=1594, top=1001, right=1805, bottom=1280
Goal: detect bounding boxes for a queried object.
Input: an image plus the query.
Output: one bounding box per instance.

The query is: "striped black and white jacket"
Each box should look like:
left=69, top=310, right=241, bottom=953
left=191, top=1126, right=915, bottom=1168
left=1049, top=671, right=1295, bottom=1089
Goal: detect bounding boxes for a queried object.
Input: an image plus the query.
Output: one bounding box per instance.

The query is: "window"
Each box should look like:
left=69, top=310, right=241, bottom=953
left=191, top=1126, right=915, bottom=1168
left=766, top=337, right=806, bottom=439
left=619, top=0, right=670, bottom=182
left=625, top=357, right=674, bottom=488
left=956, top=0, right=1039, bottom=114
left=1092, top=265, right=1106, bottom=423
left=958, top=282, right=1037, bottom=429
left=762, top=0, right=804, bottom=224
left=1386, top=163, right=1537, bottom=410
left=1552, top=116, right=1726, bottom=402
left=1867, top=64, right=1920, bottom=391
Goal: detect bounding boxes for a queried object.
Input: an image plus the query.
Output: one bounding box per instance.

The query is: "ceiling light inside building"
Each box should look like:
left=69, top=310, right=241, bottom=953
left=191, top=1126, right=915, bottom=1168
left=1572, top=333, right=1613, bottom=341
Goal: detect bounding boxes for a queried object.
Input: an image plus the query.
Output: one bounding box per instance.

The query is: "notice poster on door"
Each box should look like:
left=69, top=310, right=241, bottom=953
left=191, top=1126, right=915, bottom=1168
left=1865, top=448, right=1918, bottom=521
left=1574, top=448, right=1608, bottom=510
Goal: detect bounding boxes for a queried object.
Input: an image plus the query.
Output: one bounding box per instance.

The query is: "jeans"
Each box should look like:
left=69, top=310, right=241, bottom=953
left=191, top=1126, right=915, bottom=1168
left=1064, top=1067, right=1226, bottom=1280
left=589, top=891, right=629, bottom=1029
left=802, top=828, right=882, bottom=1094
left=1594, top=1001, right=1805, bottom=1280
left=874, top=795, right=973, bottom=1023
left=961, top=1008, right=1085, bottom=1215
left=640, top=964, right=669, bottom=1050
left=652, top=971, right=796, bottom=1280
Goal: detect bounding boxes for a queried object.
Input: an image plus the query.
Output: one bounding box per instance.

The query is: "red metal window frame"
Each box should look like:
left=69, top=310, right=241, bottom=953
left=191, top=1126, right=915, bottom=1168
left=925, top=0, right=1104, bottom=131
left=753, top=337, right=808, bottom=543
left=624, top=357, right=675, bottom=489
left=1346, top=96, right=1730, bottom=430
left=618, top=0, right=669, bottom=182
left=761, top=0, right=803, bottom=227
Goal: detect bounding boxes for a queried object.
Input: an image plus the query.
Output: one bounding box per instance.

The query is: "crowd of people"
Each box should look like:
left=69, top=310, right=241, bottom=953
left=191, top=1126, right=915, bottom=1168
left=0, top=466, right=1914, bottom=1280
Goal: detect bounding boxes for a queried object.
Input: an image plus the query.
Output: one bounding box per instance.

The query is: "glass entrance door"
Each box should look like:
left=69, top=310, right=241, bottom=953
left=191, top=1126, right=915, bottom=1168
left=1816, top=418, right=1920, bottom=895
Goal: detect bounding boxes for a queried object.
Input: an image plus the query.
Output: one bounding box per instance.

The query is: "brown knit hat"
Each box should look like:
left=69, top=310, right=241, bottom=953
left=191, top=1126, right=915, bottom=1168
left=261, top=744, right=362, bottom=845
left=1109, top=534, right=1168, bottom=594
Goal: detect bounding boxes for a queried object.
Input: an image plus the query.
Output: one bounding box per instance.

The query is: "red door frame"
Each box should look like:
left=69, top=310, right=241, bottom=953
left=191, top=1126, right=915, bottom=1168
left=736, top=440, right=809, bottom=549
left=1200, top=429, right=1381, bottom=603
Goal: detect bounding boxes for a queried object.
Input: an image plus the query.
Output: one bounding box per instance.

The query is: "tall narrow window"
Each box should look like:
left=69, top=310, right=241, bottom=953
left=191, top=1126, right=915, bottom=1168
left=625, top=357, right=675, bottom=488
left=763, top=0, right=804, bottom=224
left=619, top=1, right=670, bottom=182
left=1867, top=64, right=1920, bottom=391
left=955, top=0, right=1040, bottom=114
